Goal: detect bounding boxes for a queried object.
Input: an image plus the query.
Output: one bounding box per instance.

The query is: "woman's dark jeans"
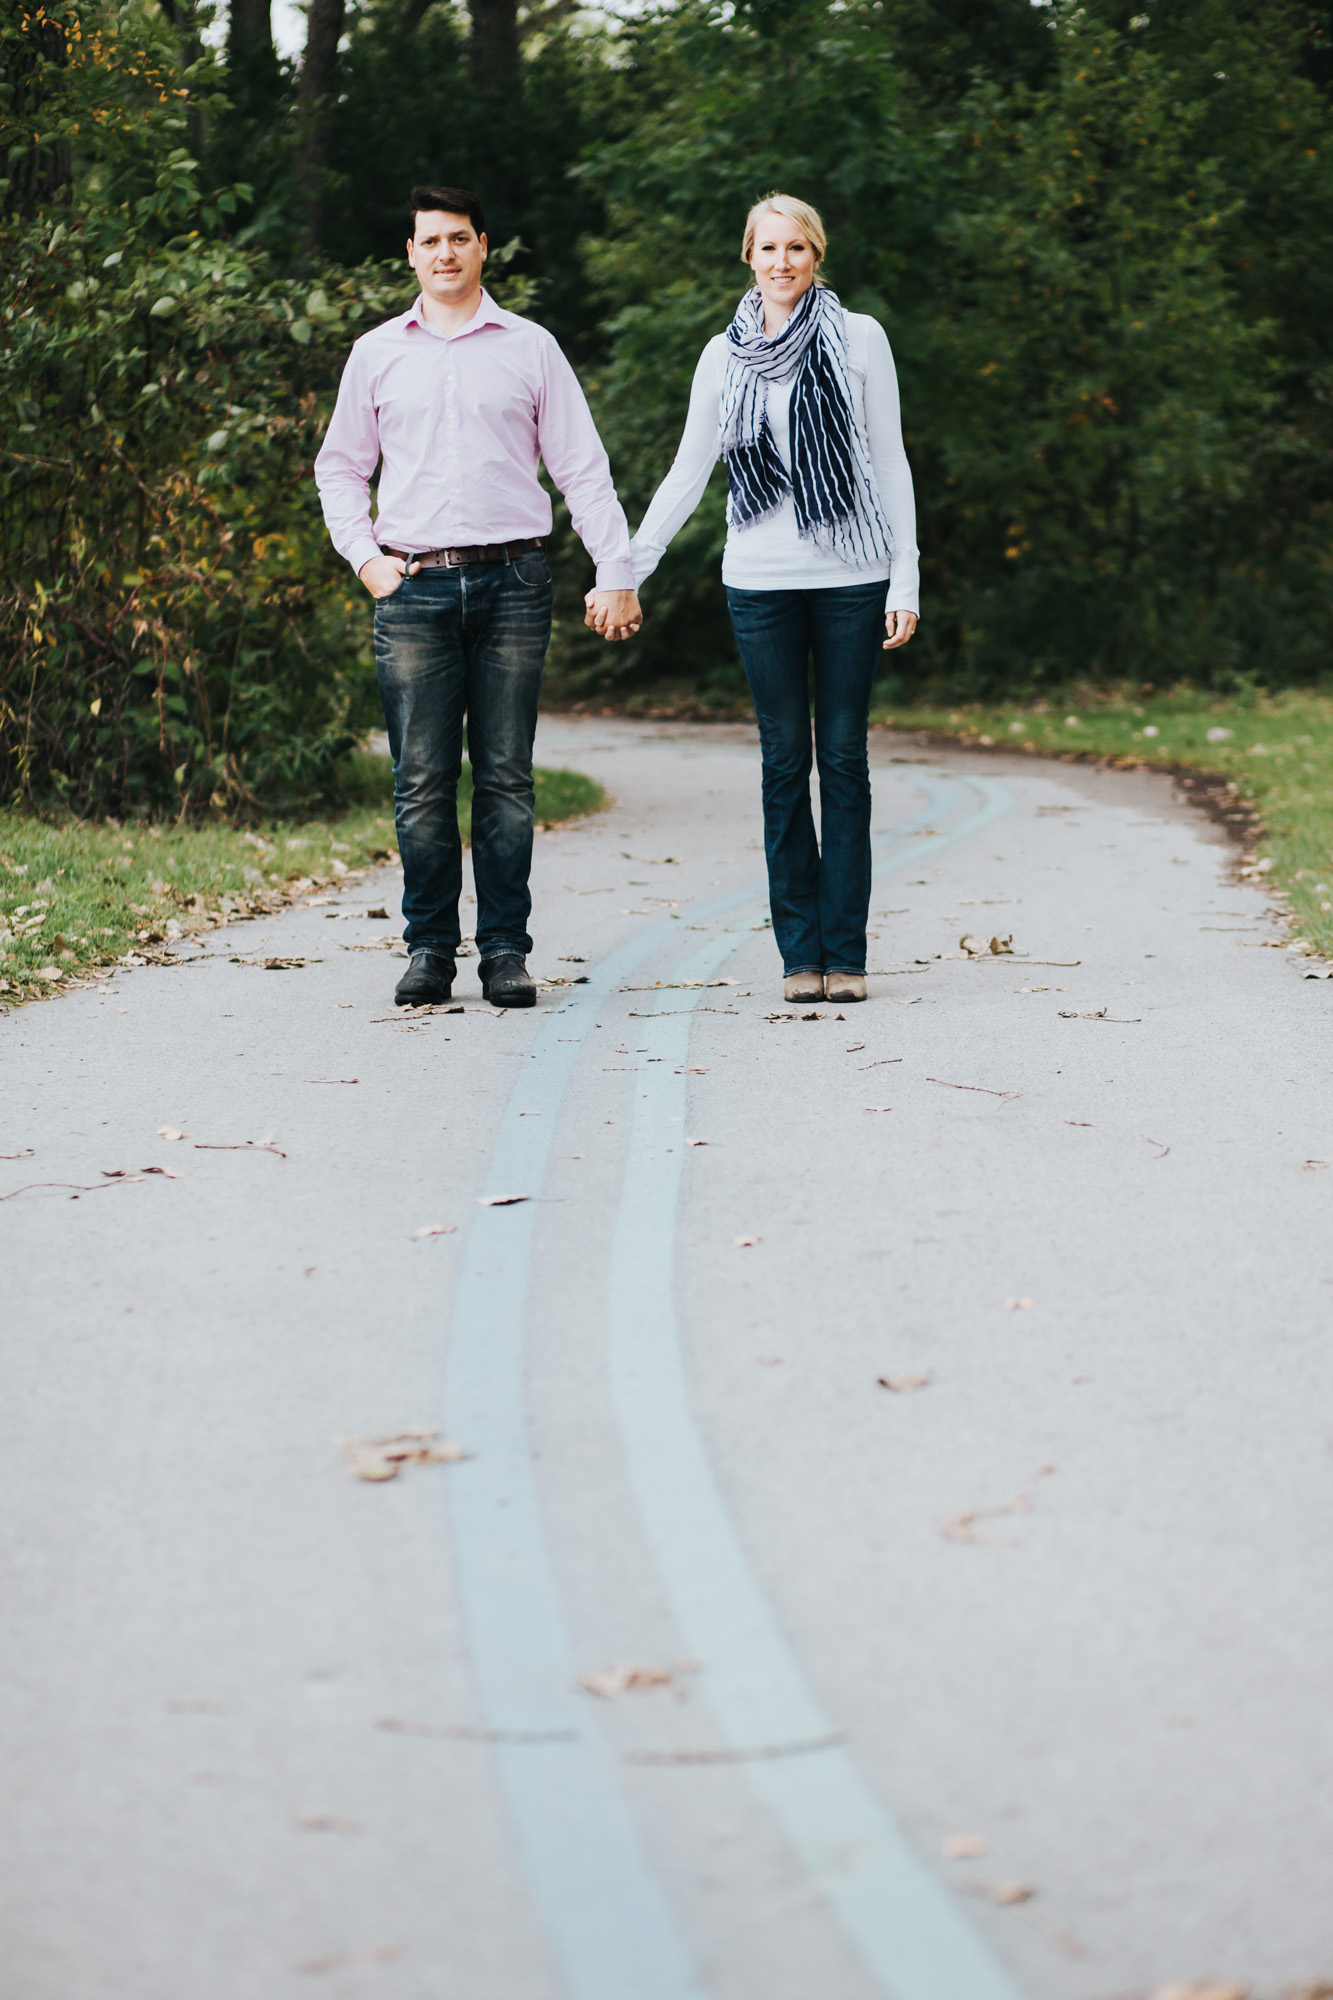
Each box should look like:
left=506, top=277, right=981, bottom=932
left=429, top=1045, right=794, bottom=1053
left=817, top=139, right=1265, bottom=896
left=726, top=580, right=886, bottom=976
left=374, top=551, right=552, bottom=963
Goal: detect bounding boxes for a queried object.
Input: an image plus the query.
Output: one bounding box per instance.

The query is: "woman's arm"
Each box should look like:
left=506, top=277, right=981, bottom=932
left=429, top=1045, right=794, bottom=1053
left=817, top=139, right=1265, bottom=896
left=861, top=318, right=920, bottom=627
left=628, top=339, right=728, bottom=586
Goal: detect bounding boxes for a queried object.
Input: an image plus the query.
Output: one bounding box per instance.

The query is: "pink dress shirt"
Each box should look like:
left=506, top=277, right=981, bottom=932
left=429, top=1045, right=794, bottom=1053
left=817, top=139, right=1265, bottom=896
left=314, top=291, right=635, bottom=589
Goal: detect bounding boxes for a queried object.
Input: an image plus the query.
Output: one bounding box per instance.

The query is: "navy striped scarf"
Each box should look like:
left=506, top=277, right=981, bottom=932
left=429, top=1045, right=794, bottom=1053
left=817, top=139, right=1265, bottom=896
left=719, top=283, right=893, bottom=570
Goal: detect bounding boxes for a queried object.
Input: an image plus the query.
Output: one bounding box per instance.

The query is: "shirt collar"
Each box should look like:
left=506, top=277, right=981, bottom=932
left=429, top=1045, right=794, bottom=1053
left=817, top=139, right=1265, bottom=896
left=404, top=289, right=509, bottom=340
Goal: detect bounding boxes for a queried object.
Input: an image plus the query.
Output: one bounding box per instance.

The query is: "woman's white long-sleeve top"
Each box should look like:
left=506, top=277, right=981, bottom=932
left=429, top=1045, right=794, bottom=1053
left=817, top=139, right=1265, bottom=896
left=629, top=311, right=919, bottom=615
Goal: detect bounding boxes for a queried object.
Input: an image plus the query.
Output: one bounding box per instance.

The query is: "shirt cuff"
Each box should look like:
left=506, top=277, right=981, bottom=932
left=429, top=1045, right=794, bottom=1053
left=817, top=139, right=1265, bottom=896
left=593, top=558, right=637, bottom=592
left=347, top=537, right=384, bottom=577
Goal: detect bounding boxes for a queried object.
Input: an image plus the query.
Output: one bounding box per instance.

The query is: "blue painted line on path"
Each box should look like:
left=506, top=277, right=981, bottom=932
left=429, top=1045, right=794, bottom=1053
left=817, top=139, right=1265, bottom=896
left=445, top=771, right=1013, bottom=2000
left=607, top=777, right=1028, bottom=2000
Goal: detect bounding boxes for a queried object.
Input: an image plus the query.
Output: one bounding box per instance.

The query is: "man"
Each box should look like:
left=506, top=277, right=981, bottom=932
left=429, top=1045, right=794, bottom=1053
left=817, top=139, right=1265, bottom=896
left=315, top=185, right=642, bottom=1008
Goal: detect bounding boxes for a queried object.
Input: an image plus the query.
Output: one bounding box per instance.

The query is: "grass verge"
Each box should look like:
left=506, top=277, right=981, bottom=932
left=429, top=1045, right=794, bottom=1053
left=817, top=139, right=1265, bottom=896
left=872, top=688, right=1333, bottom=963
left=0, top=754, right=607, bottom=1009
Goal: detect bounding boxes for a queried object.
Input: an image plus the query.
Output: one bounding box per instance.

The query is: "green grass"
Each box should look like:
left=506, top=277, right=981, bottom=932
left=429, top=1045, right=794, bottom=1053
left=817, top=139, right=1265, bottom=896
left=0, top=755, right=607, bottom=1008
left=871, top=687, right=1333, bottom=960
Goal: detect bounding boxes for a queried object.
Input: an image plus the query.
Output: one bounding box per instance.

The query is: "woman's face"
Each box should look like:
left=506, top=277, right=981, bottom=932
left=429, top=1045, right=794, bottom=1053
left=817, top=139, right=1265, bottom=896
left=748, top=212, right=820, bottom=320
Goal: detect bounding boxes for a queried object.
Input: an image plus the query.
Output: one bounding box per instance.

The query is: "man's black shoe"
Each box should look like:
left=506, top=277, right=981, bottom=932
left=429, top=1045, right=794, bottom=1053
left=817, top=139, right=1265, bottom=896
left=394, top=949, right=456, bottom=1007
left=480, top=953, right=536, bottom=1008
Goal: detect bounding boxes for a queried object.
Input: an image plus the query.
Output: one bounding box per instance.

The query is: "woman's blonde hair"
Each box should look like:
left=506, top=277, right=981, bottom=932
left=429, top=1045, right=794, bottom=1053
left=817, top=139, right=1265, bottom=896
left=741, top=193, right=828, bottom=270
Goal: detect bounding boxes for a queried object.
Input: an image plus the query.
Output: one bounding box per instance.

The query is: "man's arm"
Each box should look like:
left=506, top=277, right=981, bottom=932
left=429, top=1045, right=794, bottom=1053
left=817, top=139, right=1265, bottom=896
left=313, top=344, right=390, bottom=587
left=536, top=340, right=642, bottom=642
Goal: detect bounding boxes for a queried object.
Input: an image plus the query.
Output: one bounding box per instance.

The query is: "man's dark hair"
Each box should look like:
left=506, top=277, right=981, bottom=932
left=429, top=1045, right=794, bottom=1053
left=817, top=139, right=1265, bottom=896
left=408, top=185, right=486, bottom=239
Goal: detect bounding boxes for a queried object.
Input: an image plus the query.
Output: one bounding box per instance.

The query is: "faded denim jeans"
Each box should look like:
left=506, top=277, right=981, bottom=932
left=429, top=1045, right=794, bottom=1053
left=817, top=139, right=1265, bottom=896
left=374, top=550, right=552, bottom=963
left=725, top=580, right=885, bottom=977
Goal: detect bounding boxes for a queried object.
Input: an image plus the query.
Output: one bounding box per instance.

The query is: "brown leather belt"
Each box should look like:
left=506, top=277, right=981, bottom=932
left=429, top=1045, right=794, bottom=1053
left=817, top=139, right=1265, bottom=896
left=382, top=538, right=543, bottom=568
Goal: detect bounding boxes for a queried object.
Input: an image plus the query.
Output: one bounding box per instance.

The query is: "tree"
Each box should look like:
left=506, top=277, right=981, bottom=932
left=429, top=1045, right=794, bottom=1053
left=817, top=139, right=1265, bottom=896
left=296, top=0, right=347, bottom=249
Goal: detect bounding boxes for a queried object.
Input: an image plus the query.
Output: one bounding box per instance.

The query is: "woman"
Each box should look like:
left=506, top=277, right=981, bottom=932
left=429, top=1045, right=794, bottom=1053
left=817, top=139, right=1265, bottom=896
left=592, top=193, right=918, bottom=1004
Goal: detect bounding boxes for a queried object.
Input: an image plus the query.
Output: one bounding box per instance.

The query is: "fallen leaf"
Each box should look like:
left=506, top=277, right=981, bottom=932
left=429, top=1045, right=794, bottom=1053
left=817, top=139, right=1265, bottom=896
left=942, top=1493, right=1032, bottom=1543
left=1142, top=1135, right=1170, bottom=1160
left=336, top=1430, right=469, bottom=1481
left=1005, top=1296, right=1036, bottom=1310
left=960, top=933, right=1014, bottom=957
left=409, top=1223, right=457, bottom=1239
left=298, top=1947, right=402, bottom=1976
left=981, top=1882, right=1035, bottom=1907
left=1303, top=1159, right=1330, bottom=1171
left=156, top=1126, right=186, bottom=1141
left=366, top=906, right=390, bottom=919
left=865, top=1105, right=894, bottom=1113
left=578, top=1662, right=696, bottom=1699
left=801, top=1011, right=825, bottom=1021
left=1150, top=1985, right=1248, bottom=2000
left=879, top=1373, right=932, bottom=1393
left=845, top=1042, right=866, bottom=1052
left=305, top=1077, right=359, bottom=1085
left=477, top=1193, right=530, bottom=1207
left=685, top=1137, right=708, bottom=1147
left=732, top=1234, right=762, bottom=1248
left=1064, top=1120, right=1093, bottom=1127
left=139, top=1164, right=182, bottom=1178
left=941, top=1833, right=988, bottom=1858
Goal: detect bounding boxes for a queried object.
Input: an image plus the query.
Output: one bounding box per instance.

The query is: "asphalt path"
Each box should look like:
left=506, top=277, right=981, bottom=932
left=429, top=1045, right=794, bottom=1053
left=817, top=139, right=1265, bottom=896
left=4, top=717, right=1333, bottom=2000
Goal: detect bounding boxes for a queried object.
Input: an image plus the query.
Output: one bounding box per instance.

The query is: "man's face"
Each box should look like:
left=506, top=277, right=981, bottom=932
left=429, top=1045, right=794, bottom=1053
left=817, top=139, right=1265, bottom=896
left=407, top=211, right=487, bottom=306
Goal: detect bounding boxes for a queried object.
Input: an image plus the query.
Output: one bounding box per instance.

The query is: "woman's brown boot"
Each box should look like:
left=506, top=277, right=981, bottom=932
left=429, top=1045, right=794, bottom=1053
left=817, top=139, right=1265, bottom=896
left=825, top=971, right=867, bottom=1004
left=783, top=970, right=825, bottom=1004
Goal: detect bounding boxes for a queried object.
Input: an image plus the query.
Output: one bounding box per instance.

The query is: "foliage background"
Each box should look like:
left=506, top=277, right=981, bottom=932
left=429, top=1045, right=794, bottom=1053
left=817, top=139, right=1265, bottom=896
left=3, top=0, right=1332, bottom=814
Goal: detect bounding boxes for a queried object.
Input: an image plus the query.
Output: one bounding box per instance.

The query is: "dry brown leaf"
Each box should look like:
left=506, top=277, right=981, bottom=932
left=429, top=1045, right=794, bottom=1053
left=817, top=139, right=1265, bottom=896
left=732, top=1234, right=762, bottom=1248
left=943, top=1493, right=1033, bottom=1543
left=578, top=1662, right=696, bottom=1699
left=336, top=1430, right=469, bottom=1481
left=156, top=1126, right=186, bottom=1141
left=983, top=1882, right=1035, bottom=1906
left=685, top=1137, right=709, bottom=1147
left=1150, top=1985, right=1248, bottom=2000
left=865, top=1105, right=894, bottom=1113
left=409, top=1222, right=457, bottom=1240
left=941, top=1832, right=988, bottom=1858
left=477, top=1193, right=530, bottom=1207
left=960, top=933, right=1014, bottom=957
left=879, top=1373, right=932, bottom=1393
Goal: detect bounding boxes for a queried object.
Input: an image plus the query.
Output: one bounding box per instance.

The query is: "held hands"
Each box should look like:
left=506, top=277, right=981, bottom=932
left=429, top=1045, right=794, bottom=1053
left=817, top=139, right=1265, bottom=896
left=583, top=588, right=643, bottom=642
left=359, top=554, right=419, bottom=599
left=883, top=610, right=918, bottom=651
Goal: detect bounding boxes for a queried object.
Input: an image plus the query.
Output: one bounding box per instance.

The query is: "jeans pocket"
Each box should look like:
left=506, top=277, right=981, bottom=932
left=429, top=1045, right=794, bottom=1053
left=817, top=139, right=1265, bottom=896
left=511, top=551, right=550, bottom=590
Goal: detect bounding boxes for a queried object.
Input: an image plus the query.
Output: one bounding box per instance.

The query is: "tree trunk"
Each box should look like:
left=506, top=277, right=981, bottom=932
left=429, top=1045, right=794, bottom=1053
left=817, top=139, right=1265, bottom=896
left=470, top=0, right=518, bottom=86
left=227, top=0, right=274, bottom=72
left=296, top=0, right=347, bottom=252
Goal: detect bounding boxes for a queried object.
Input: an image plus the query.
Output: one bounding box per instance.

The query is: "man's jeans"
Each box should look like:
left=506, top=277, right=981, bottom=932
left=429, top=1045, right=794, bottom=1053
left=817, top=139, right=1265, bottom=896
left=726, top=580, right=886, bottom=976
left=374, top=551, right=552, bottom=963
